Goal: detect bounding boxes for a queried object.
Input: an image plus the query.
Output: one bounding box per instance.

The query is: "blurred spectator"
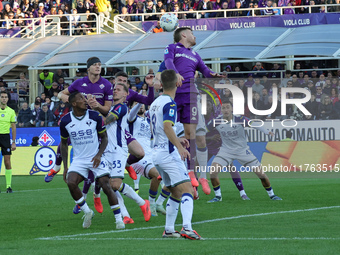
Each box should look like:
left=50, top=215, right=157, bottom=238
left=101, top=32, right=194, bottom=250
left=31, top=136, right=39, bottom=146
left=134, top=2, right=144, bottom=21
left=280, top=70, right=292, bottom=87
left=305, top=81, right=316, bottom=94
left=331, top=77, right=339, bottom=88
left=31, top=101, right=41, bottom=126
left=49, top=82, right=61, bottom=97
left=232, top=1, right=245, bottom=16
left=76, top=0, right=87, bottom=13
left=17, top=102, right=33, bottom=127
left=36, top=104, right=55, bottom=127
left=228, top=65, right=244, bottom=78
left=263, top=0, right=274, bottom=15
left=252, top=77, right=264, bottom=95
left=108, top=76, right=115, bottom=85
left=315, top=86, right=323, bottom=103
left=329, top=88, right=338, bottom=105
left=40, top=92, right=46, bottom=103
left=54, top=69, right=67, bottom=82
left=304, top=94, right=318, bottom=120
left=126, top=0, right=136, bottom=20
left=297, top=71, right=305, bottom=85
left=334, top=94, right=340, bottom=118
left=250, top=92, right=265, bottom=119
left=268, top=63, right=283, bottom=79
left=131, top=85, right=137, bottom=91
left=252, top=62, right=267, bottom=78
left=145, top=0, right=156, bottom=20
left=153, top=21, right=163, bottom=33
left=261, top=88, right=269, bottom=105
left=198, top=0, right=214, bottom=18
left=318, top=95, right=333, bottom=119
left=96, top=0, right=110, bottom=27
left=272, top=2, right=281, bottom=15
left=2, top=3, right=13, bottom=17
left=70, top=8, right=82, bottom=35
left=284, top=1, right=295, bottom=14
left=322, top=78, right=332, bottom=96
left=34, top=2, right=49, bottom=17
left=291, top=74, right=300, bottom=87
left=58, top=9, right=69, bottom=35
left=30, top=96, right=41, bottom=110
left=54, top=101, right=70, bottom=125
left=155, top=0, right=166, bottom=13
left=244, top=74, right=255, bottom=87
left=39, top=69, right=54, bottom=95
left=17, top=72, right=29, bottom=95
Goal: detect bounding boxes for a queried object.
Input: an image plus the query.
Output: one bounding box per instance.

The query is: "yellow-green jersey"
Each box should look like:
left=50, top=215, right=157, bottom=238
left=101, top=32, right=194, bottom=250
left=0, top=106, right=17, bottom=134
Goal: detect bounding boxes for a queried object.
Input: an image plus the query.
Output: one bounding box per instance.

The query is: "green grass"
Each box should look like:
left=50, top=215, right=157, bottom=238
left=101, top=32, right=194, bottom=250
left=0, top=173, right=339, bottom=255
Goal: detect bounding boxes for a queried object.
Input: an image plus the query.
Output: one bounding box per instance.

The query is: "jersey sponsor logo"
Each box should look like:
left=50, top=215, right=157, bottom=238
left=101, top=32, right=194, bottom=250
left=108, top=95, right=113, bottom=100
left=30, top=146, right=56, bottom=175
left=175, top=53, right=198, bottom=62
left=39, top=130, right=55, bottom=146
left=82, top=83, right=88, bottom=87
left=99, top=84, right=105, bottom=89
left=169, top=108, right=175, bottom=117
left=170, top=104, right=176, bottom=107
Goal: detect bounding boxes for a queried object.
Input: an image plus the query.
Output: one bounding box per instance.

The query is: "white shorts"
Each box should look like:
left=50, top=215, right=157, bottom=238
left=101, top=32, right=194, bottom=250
left=196, top=94, right=206, bottom=136
left=131, top=154, right=155, bottom=179
left=67, top=158, right=110, bottom=179
left=103, top=147, right=128, bottom=179
left=213, top=147, right=260, bottom=168
left=152, top=149, right=190, bottom=188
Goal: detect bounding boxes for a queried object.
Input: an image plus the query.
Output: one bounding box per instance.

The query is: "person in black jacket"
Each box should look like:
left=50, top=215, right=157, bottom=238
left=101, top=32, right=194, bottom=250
left=36, top=104, right=55, bottom=127
left=17, top=102, right=33, bottom=127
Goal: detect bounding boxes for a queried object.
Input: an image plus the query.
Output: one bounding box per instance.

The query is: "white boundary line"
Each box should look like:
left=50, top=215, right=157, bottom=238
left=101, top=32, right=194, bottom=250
left=36, top=205, right=340, bottom=241
left=41, top=237, right=340, bottom=241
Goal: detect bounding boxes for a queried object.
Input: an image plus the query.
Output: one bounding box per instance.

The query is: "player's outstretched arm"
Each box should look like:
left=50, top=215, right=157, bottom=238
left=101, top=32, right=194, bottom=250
left=60, top=138, right=69, bottom=183
left=164, top=122, right=190, bottom=161
left=91, top=131, right=108, bottom=168
left=58, top=88, right=70, bottom=103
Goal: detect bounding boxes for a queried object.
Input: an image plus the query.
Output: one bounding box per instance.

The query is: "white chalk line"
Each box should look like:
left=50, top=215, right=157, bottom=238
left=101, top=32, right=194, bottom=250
left=36, top=205, right=340, bottom=241
left=42, top=237, right=340, bottom=241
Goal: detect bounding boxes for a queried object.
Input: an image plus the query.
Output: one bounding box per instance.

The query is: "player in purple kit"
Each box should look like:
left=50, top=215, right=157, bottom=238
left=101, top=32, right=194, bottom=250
left=45, top=57, right=113, bottom=214
left=164, top=27, right=220, bottom=190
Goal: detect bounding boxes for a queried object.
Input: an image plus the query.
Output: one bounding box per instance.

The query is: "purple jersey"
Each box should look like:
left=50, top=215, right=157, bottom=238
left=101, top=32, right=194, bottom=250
left=126, top=88, right=154, bottom=107
left=164, top=42, right=212, bottom=94
left=68, top=76, right=113, bottom=107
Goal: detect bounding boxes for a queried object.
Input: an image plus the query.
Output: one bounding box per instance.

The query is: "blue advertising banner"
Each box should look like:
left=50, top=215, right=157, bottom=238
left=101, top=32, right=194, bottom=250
left=142, top=13, right=340, bottom=31
left=0, top=27, right=21, bottom=38
left=13, top=127, right=61, bottom=147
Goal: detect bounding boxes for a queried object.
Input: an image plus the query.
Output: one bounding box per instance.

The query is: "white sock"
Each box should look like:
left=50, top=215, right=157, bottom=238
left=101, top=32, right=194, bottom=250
left=181, top=193, right=194, bottom=231
left=266, top=187, right=274, bottom=197
left=94, top=192, right=100, bottom=198
left=134, top=174, right=141, bottom=190
left=115, top=190, right=130, bottom=218
left=156, top=188, right=170, bottom=206
left=213, top=185, right=221, bottom=197
left=53, top=164, right=61, bottom=172
left=110, top=204, right=123, bottom=222
left=83, top=192, right=87, bottom=200
left=75, top=197, right=91, bottom=213
left=196, top=147, right=208, bottom=179
left=165, top=196, right=180, bottom=233
left=119, top=183, right=145, bottom=206
left=240, top=190, right=246, bottom=197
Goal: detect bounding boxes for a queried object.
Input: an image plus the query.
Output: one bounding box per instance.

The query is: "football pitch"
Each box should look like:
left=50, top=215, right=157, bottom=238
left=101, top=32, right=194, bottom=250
left=0, top=173, right=339, bottom=255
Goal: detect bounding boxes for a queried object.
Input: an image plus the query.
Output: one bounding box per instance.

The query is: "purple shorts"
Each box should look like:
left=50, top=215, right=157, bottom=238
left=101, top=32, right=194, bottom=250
left=174, top=93, right=198, bottom=124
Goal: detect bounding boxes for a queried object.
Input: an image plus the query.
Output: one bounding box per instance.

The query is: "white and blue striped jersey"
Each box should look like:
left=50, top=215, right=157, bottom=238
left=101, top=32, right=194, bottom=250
left=60, top=110, right=106, bottom=160
left=105, top=103, right=129, bottom=153
left=149, top=94, right=177, bottom=153
left=128, top=116, right=152, bottom=155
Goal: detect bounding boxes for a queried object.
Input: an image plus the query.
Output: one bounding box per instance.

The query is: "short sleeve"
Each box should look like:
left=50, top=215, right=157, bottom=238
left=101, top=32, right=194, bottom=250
left=59, top=118, right=69, bottom=139
left=67, top=79, right=80, bottom=94
left=163, top=101, right=177, bottom=125
left=111, top=103, right=127, bottom=120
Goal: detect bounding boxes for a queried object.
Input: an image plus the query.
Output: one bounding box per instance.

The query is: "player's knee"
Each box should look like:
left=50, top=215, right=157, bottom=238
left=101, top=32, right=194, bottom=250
left=196, top=135, right=206, bottom=147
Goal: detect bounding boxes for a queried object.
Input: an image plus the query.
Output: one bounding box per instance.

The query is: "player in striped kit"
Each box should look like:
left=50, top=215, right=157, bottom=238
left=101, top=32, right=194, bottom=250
left=103, top=83, right=151, bottom=223
left=60, top=92, right=124, bottom=229
left=149, top=69, right=201, bottom=240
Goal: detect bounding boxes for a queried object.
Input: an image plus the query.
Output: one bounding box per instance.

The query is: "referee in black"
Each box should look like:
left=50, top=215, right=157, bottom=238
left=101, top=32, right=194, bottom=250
left=0, top=91, right=17, bottom=193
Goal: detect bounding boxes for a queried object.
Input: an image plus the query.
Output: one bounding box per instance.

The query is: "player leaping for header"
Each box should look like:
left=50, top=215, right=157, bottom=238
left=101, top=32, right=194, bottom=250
left=206, top=99, right=282, bottom=202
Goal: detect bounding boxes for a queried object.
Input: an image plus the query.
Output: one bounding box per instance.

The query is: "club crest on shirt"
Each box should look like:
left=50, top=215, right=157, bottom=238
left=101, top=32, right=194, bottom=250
left=86, top=121, right=92, bottom=126
left=99, top=84, right=105, bottom=89
left=169, top=109, right=175, bottom=117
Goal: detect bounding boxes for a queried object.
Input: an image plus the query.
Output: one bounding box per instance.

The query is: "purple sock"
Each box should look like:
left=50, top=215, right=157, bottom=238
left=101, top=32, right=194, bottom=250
left=82, top=171, right=95, bottom=194
left=229, top=171, right=244, bottom=191
left=187, top=139, right=196, bottom=170
left=127, top=154, right=140, bottom=165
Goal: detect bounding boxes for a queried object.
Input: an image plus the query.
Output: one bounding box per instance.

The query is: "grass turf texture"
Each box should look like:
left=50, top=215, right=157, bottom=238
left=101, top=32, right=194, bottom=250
left=0, top=173, right=339, bottom=255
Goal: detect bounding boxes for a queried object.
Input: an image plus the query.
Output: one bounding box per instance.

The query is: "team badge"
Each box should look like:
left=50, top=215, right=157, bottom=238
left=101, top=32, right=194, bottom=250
left=99, top=84, right=105, bottom=89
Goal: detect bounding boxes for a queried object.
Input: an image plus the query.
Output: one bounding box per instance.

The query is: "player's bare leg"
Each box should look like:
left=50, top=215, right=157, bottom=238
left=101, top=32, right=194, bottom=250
left=184, top=123, right=199, bottom=187
left=196, top=134, right=210, bottom=195
left=253, top=165, right=282, bottom=200
left=208, top=162, right=222, bottom=203
left=147, top=167, right=162, bottom=216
